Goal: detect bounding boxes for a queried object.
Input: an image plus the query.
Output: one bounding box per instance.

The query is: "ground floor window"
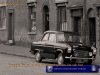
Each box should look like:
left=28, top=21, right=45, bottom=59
left=29, top=6, right=36, bottom=32
left=73, top=17, right=81, bottom=34
left=58, top=6, right=67, bottom=31
left=0, top=6, right=6, bottom=29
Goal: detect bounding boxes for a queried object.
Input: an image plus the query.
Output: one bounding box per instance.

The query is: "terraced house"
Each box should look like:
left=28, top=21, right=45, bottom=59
left=27, top=0, right=100, bottom=56
left=0, top=0, right=100, bottom=57
left=0, top=0, right=29, bottom=46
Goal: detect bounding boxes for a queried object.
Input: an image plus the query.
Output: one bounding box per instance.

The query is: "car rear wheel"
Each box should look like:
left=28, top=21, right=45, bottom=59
left=57, top=53, right=64, bottom=65
left=35, top=51, right=42, bottom=62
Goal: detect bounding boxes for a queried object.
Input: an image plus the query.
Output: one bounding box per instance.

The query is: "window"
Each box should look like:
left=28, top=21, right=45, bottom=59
left=57, top=33, right=80, bottom=43
left=29, top=6, right=36, bottom=32
left=49, top=34, right=56, bottom=42
left=42, top=33, right=49, bottom=41
left=58, top=6, right=67, bottom=31
left=57, top=33, right=65, bottom=42
left=73, top=17, right=81, bottom=33
left=0, top=7, right=6, bottom=29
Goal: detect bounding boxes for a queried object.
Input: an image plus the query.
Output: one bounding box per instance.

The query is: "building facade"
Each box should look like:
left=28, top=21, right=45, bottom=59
left=0, top=0, right=29, bottom=46
left=0, top=0, right=99, bottom=56
left=27, top=0, right=100, bottom=56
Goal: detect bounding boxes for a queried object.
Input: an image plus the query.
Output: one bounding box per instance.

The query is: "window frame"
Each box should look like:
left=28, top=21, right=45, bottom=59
left=41, top=33, right=50, bottom=41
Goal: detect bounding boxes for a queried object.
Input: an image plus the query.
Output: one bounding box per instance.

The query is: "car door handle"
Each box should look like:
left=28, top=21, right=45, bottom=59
left=46, top=44, right=54, bottom=46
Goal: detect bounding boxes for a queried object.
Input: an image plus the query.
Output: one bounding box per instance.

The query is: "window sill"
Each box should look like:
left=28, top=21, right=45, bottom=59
left=27, top=32, right=37, bottom=35
left=55, top=0, right=68, bottom=3
left=0, top=28, right=6, bottom=31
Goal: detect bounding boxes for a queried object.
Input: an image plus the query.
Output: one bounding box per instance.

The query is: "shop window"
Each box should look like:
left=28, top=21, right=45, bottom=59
left=58, top=6, right=67, bottom=31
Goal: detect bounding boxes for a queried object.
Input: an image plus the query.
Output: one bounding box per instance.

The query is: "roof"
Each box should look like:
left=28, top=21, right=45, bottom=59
left=45, top=31, right=79, bottom=35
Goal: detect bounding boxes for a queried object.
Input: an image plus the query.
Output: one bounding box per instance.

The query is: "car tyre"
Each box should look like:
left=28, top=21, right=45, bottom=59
left=35, top=51, right=42, bottom=62
left=57, top=53, right=64, bottom=65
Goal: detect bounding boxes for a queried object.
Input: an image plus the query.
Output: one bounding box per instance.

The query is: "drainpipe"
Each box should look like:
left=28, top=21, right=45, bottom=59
left=82, top=0, right=87, bottom=45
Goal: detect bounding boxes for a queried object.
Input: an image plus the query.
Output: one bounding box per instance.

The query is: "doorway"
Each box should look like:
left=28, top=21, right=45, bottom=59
left=8, top=10, right=14, bottom=45
left=43, top=6, right=49, bottom=31
left=89, top=18, right=96, bottom=46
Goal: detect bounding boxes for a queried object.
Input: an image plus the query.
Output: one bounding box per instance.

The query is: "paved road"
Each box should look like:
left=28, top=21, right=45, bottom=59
left=0, top=54, right=100, bottom=75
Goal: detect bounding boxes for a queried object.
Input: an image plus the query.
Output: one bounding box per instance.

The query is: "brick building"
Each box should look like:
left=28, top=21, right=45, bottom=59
left=0, top=0, right=29, bottom=46
left=0, top=0, right=99, bottom=56
left=27, top=0, right=100, bottom=55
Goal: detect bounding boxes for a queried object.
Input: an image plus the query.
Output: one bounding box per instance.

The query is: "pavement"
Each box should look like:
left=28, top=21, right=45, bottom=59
left=0, top=44, right=34, bottom=58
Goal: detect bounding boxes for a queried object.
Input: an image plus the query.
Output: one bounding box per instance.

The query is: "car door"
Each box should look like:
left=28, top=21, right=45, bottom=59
left=45, top=33, right=57, bottom=59
left=38, top=33, right=50, bottom=57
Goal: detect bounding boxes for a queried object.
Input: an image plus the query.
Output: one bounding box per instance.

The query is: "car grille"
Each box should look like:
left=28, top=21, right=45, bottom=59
left=74, top=50, right=89, bottom=58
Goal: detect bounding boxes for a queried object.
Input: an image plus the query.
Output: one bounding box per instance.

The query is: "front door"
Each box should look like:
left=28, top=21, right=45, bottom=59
left=89, top=18, right=96, bottom=46
left=8, top=10, right=14, bottom=44
left=43, top=6, right=49, bottom=31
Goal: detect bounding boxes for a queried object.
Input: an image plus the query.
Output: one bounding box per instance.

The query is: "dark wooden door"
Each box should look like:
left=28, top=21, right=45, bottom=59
left=8, top=11, right=14, bottom=44
left=43, top=6, right=49, bottom=31
left=89, top=18, right=96, bottom=46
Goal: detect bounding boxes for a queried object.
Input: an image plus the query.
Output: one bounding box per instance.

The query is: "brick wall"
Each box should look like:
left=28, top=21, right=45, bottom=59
left=36, top=0, right=57, bottom=41
left=0, top=0, right=99, bottom=49
left=6, top=0, right=29, bottom=46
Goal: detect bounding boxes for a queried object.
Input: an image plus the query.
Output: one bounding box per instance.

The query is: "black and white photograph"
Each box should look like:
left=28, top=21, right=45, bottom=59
left=0, top=0, right=100, bottom=75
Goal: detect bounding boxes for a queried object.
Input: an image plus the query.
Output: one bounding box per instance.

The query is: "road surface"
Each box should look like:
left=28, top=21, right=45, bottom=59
left=0, top=54, right=99, bottom=75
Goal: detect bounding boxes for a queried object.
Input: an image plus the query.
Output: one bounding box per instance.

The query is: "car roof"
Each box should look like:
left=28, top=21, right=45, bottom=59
left=45, top=31, right=79, bottom=35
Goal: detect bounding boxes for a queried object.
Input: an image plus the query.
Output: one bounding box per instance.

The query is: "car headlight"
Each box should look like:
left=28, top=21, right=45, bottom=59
left=89, top=52, right=93, bottom=56
left=91, top=47, right=97, bottom=54
left=67, top=46, right=72, bottom=53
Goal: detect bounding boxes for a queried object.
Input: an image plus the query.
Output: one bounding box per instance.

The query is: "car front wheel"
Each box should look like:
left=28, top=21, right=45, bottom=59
left=35, top=51, right=42, bottom=62
left=57, top=53, right=64, bottom=65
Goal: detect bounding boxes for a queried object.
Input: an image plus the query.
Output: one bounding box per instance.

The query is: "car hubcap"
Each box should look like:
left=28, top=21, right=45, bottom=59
left=58, top=56, right=63, bottom=65
left=36, top=53, right=40, bottom=61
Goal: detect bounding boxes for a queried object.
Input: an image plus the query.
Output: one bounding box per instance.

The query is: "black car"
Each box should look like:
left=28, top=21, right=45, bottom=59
left=30, top=31, right=97, bottom=65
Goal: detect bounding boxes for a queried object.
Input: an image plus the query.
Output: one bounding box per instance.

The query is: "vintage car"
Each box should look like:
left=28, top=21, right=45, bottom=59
left=30, top=31, right=97, bottom=65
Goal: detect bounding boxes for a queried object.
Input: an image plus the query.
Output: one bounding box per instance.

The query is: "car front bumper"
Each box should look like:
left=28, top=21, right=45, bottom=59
left=65, top=56, right=95, bottom=60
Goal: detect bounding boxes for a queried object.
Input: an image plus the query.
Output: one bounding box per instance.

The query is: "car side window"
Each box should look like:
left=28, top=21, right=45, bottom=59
left=42, top=33, right=49, bottom=41
left=49, top=33, right=56, bottom=42
left=57, top=33, right=65, bottom=42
